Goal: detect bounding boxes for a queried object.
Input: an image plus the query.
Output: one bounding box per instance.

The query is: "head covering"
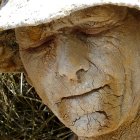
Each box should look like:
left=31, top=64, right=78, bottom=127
left=0, top=0, right=140, bottom=30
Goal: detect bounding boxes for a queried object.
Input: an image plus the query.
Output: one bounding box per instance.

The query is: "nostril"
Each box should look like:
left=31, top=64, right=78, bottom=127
left=76, top=69, right=86, bottom=75
left=57, top=69, right=86, bottom=82
left=76, top=69, right=86, bottom=81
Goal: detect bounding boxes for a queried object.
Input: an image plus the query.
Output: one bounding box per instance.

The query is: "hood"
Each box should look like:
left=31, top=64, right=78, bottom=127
left=0, top=0, right=140, bottom=30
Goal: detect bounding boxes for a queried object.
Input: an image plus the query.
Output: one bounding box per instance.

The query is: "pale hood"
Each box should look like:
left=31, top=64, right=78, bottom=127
left=0, top=0, right=140, bottom=30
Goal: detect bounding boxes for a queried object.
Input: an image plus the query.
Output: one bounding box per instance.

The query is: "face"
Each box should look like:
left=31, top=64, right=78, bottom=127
left=16, top=5, right=140, bottom=137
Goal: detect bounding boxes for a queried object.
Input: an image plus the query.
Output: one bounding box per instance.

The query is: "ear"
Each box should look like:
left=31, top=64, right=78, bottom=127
left=0, top=29, right=24, bottom=72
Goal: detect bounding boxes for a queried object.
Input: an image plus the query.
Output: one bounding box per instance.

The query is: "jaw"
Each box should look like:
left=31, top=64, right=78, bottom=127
left=49, top=86, right=123, bottom=137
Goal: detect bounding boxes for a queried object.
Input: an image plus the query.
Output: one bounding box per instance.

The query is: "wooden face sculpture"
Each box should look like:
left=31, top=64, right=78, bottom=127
left=11, top=5, right=140, bottom=139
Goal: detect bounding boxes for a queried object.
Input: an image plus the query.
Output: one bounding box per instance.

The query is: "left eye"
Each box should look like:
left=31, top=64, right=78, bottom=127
left=76, top=26, right=109, bottom=36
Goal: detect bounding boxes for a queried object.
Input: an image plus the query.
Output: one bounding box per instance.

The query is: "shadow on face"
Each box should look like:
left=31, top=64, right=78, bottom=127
left=15, top=5, right=140, bottom=138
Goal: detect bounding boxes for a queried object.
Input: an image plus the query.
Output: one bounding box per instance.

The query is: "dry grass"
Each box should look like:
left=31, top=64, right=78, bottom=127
left=0, top=73, right=72, bottom=140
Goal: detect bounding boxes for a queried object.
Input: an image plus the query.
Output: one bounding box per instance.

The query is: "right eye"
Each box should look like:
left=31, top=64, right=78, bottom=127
left=25, top=35, right=56, bottom=52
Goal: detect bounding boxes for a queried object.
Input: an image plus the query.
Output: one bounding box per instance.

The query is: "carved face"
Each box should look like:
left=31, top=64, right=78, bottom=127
left=16, top=5, right=140, bottom=137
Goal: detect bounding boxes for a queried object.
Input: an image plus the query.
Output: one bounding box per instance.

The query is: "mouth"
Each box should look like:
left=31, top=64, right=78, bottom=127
left=61, top=84, right=110, bottom=101
left=54, top=84, right=113, bottom=122
left=54, top=83, right=121, bottom=134
left=54, top=83, right=121, bottom=136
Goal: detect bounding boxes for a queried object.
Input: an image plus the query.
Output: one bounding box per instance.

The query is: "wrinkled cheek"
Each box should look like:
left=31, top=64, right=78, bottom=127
left=19, top=50, right=54, bottom=102
left=20, top=50, right=70, bottom=112
left=88, top=45, right=125, bottom=95
left=89, top=48, right=124, bottom=76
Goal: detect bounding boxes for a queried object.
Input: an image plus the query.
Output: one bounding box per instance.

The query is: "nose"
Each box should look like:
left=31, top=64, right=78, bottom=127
left=56, top=35, right=89, bottom=81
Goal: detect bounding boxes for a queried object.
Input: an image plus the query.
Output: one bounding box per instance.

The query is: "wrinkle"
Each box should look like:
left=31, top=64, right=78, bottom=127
left=85, top=58, right=106, bottom=75
left=61, top=85, right=109, bottom=101
left=105, top=40, right=124, bottom=59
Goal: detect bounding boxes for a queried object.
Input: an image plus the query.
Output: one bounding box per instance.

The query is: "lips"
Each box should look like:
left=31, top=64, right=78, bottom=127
left=61, top=84, right=109, bottom=101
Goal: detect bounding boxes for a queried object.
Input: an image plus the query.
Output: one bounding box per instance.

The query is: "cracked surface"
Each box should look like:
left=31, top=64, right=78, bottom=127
left=15, top=5, right=140, bottom=139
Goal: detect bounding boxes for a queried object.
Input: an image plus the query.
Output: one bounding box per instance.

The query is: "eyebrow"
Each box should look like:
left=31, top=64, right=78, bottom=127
left=42, top=17, right=115, bottom=39
left=42, top=5, right=127, bottom=37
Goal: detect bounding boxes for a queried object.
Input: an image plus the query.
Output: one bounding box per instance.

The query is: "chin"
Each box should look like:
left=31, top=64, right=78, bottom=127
left=52, top=93, right=123, bottom=137
left=63, top=111, right=122, bottom=137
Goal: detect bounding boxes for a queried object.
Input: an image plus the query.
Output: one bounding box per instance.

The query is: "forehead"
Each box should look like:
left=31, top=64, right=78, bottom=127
left=44, top=5, right=127, bottom=31
left=32, top=5, right=126, bottom=39
left=16, top=5, right=127, bottom=45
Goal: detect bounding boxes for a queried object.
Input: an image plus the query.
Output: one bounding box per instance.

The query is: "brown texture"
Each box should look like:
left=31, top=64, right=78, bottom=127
left=0, top=30, right=23, bottom=72
left=1, top=5, right=140, bottom=140
left=16, top=5, right=140, bottom=139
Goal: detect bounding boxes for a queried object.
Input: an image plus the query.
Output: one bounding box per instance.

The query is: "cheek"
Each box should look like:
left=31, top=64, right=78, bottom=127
left=88, top=39, right=125, bottom=79
left=20, top=45, right=60, bottom=105
left=21, top=42, right=57, bottom=73
left=87, top=39, right=126, bottom=97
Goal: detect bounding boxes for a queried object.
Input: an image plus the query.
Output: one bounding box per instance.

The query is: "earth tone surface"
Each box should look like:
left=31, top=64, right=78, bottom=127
left=0, top=4, right=140, bottom=140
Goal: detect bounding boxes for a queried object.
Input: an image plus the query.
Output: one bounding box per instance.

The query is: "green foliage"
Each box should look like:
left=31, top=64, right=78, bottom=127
left=0, top=73, right=71, bottom=140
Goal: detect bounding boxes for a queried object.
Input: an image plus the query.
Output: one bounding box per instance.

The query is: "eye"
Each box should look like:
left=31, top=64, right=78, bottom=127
left=26, top=35, right=56, bottom=52
left=75, top=26, right=110, bottom=36
left=37, top=35, right=55, bottom=47
left=75, top=20, right=116, bottom=36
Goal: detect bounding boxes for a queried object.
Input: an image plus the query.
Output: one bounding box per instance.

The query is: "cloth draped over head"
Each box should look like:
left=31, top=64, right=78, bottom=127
left=0, top=0, right=140, bottom=30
